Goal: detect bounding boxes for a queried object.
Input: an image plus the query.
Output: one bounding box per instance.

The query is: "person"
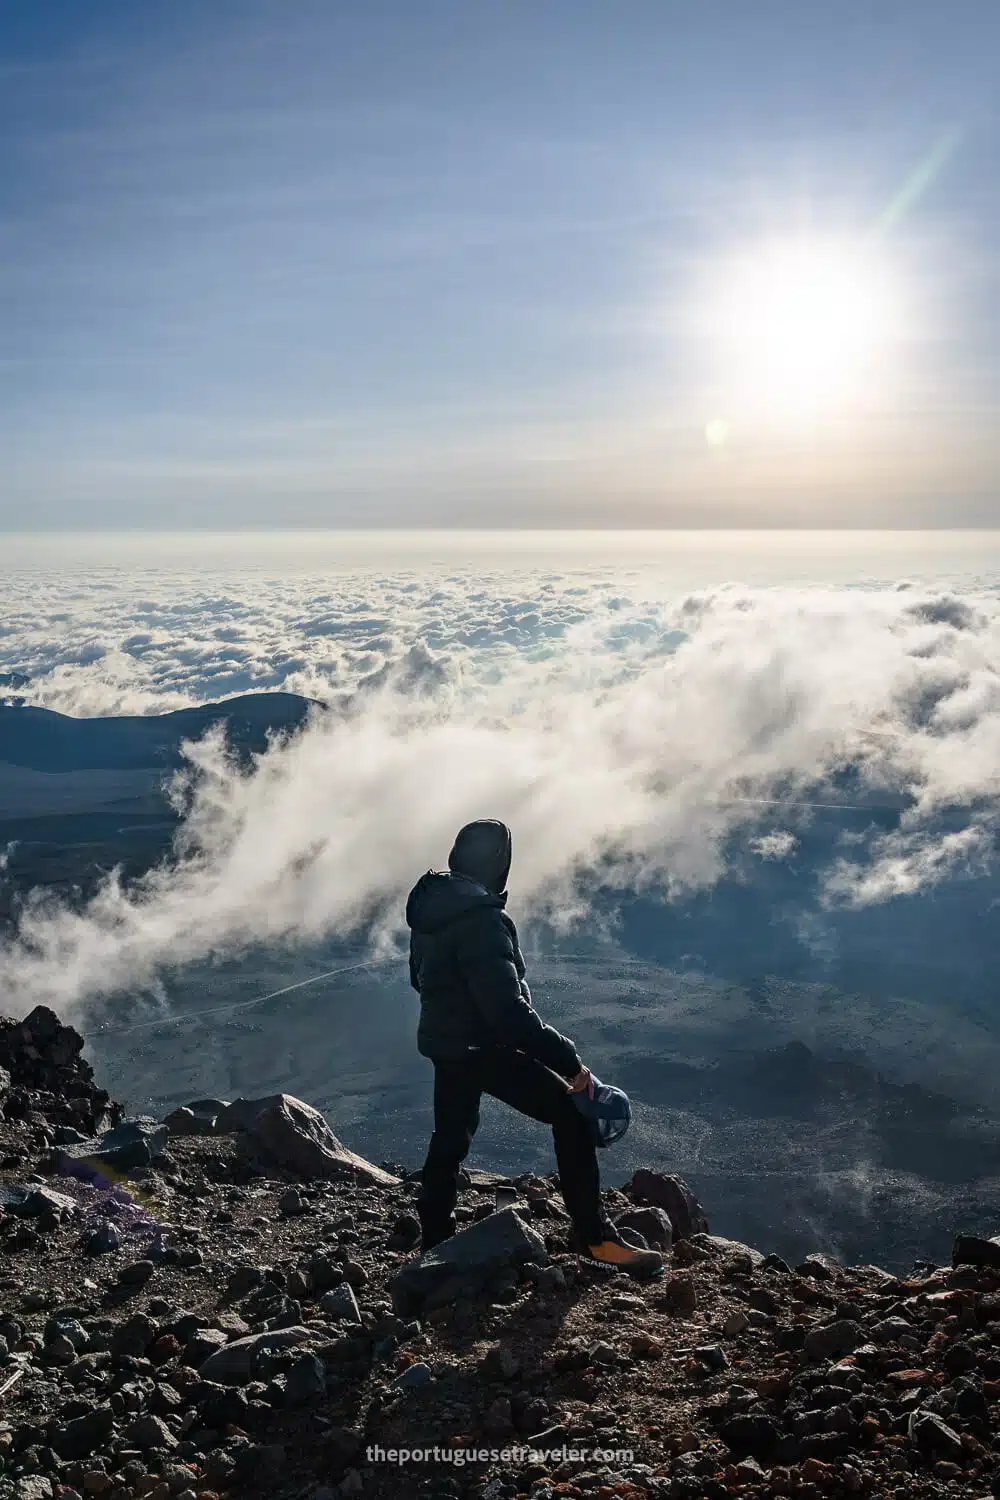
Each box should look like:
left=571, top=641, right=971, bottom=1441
left=405, top=818, right=663, bottom=1277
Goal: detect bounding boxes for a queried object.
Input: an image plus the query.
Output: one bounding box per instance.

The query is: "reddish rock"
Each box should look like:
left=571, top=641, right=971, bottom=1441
left=887, top=1368, right=931, bottom=1386
left=627, top=1169, right=708, bottom=1240
left=662, top=1272, right=699, bottom=1315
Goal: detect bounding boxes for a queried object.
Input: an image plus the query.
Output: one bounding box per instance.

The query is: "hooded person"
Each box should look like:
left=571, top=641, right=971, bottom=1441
left=405, top=818, right=664, bottom=1277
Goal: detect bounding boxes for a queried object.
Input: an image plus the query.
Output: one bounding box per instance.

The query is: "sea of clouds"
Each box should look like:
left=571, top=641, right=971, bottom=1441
left=3, top=540, right=1000, bottom=1014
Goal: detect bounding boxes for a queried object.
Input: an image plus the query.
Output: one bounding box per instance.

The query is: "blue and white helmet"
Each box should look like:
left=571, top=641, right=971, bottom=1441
left=572, top=1074, right=631, bottom=1148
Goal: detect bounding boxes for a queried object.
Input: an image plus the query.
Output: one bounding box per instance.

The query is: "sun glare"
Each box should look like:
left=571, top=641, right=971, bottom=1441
left=705, top=237, right=902, bottom=426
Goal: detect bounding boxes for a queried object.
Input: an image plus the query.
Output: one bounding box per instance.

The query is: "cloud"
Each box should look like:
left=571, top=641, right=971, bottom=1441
left=4, top=565, right=1000, bottom=1016
left=750, top=830, right=798, bottom=861
left=823, top=822, right=996, bottom=907
left=0, top=562, right=598, bottom=715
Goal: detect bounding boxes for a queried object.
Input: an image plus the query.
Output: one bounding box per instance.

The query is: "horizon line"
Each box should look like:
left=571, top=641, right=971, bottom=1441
left=5, top=524, right=1000, bottom=537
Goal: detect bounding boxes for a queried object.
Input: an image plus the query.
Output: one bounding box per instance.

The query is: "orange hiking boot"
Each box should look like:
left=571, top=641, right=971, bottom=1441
left=582, top=1232, right=664, bottom=1279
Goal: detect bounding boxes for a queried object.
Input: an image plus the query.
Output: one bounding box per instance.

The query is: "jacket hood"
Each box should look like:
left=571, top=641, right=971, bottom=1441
left=405, top=870, right=506, bottom=935
left=447, top=819, right=512, bottom=894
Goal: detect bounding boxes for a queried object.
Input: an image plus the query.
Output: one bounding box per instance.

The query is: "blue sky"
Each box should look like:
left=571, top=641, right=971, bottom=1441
left=2, top=1, right=999, bottom=529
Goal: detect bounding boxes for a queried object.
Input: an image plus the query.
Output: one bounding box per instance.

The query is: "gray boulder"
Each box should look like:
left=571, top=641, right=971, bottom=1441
left=165, top=1097, right=230, bottom=1135
left=117, top=1259, right=156, bottom=1287
left=616, top=1206, right=673, bottom=1251
left=85, top=1220, right=121, bottom=1255
left=796, top=1252, right=842, bottom=1280
left=51, top=1403, right=116, bottom=1459
left=163, top=1107, right=199, bottom=1136
left=213, top=1093, right=398, bottom=1187
left=391, top=1208, right=548, bottom=1318
left=189, top=1094, right=230, bottom=1116
left=872, top=1316, right=915, bottom=1345
left=386, top=1212, right=422, bottom=1251
left=1, top=1185, right=76, bottom=1218
left=692, top=1233, right=765, bottom=1269
left=15, top=1479, right=54, bottom=1500
left=126, top=1413, right=179, bottom=1451
left=199, top=1326, right=316, bottom=1385
left=464, top=1170, right=514, bottom=1190
left=718, top=1412, right=779, bottom=1460
left=804, top=1319, right=865, bottom=1361
left=184, top=1327, right=228, bottom=1363
left=285, top=1351, right=326, bottom=1406
left=56, top=1117, right=168, bottom=1175
left=111, top=1312, right=158, bottom=1359
left=908, top=1409, right=965, bottom=1460
left=320, top=1284, right=362, bottom=1324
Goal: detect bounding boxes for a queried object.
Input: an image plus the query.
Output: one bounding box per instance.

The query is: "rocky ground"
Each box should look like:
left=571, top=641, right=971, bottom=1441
left=1, top=1009, right=1000, bottom=1500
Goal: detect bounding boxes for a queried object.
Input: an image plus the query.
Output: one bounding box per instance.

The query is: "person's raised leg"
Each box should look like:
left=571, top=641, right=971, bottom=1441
left=473, top=1050, right=605, bottom=1239
left=474, top=1048, right=663, bottom=1278
left=417, top=1059, right=482, bottom=1252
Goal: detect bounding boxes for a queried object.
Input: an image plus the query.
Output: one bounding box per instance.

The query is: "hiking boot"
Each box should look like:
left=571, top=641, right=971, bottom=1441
left=581, top=1231, right=665, bottom=1279
left=419, top=1229, right=454, bottom=1255
left=417, top=1215, right=456, bottom=1256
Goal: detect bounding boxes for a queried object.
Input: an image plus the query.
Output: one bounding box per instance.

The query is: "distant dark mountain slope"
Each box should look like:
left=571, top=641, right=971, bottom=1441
left=0, top=692, right=321, bottom=923
left=0, top=691, right=320, bottom=773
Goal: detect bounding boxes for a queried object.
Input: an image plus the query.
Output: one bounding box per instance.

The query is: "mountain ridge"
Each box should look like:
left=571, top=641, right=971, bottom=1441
left=0, top=693, right=322, bottom=924
left=0, top=692, right=321, bottom=774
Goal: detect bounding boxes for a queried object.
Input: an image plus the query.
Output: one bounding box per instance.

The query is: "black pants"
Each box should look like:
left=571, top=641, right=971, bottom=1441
left=417, top=1047, right=606, bottom=1248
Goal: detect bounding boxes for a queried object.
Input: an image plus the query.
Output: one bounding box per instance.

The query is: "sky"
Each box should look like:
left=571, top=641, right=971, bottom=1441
left=2, top=0, right=999, bottom=530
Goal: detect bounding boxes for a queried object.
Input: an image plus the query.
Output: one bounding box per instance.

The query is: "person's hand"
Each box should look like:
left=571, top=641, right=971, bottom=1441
left=567, top=1066, right=595, bottom=1099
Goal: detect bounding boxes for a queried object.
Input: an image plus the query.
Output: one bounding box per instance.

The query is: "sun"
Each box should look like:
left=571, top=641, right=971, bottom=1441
left=704, top=236, right=902, bottom=426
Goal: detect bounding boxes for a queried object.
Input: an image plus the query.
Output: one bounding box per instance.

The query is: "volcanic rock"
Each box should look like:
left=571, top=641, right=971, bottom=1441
left=319, top=1284, right=361, bottom=1323
left=719, top=1411, right=780, bottom=1459
left=908, top=1408, right=965, bottom=1460
left=390, top=1207, right=547, bottom=1317
left=117, top=1258, right=156, bottom=1287
left=213, top=1093, right=399, bottom=1186
left=693, top=1233, right=766, bottom=1268
left=953, top=1233, right=1000, bottom=1269
left=2, top=1184, right=76, bottom=1217
left=56, top=1118, right=168, bottom=1176
left=198, top=1326, right=316, bottom=1385
left=804, top=1319, right=865, bottom=1360
left=126, top=1412, right=179, bottom=1450
left=285, top=1350, right=327, bottom=1405
left=14, top=1480, right=54, bottom=1500
left=626, top=1169, right=708, bottom=1239
left=6, top=998, right=1000, bottom=1500
left=0, top=1006, right=120, bottom=1134
left=51, top=1404, right=116, bottom=1460
left=164, top=1097, right=229, bottom=1135
left=616, top=1205, right=674, bottom=1250
left=85, top=1220, right=121, bottom=1255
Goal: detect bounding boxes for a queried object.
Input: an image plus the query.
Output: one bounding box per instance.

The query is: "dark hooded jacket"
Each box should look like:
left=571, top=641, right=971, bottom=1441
left=405, top=829, right=581, bottom=1078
